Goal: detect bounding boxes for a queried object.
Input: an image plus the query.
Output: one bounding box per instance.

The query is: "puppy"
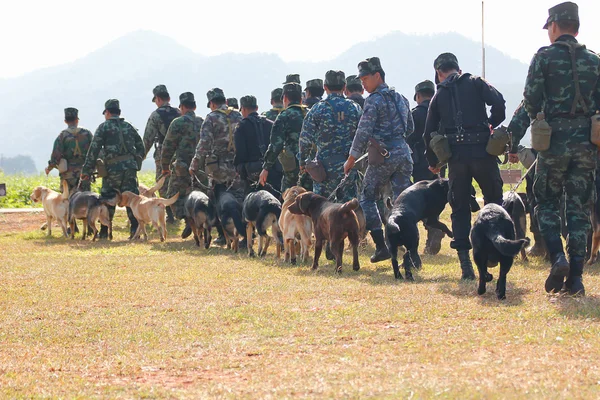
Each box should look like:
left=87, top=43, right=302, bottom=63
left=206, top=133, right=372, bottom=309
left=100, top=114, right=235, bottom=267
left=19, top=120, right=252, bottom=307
left=288, top=192, right=360, bottom=273
left=502, top=191, right=529, bottom=262
left=68, top=191, right=116, bottom=241
left=117, top=191, right=179, bottom=241
left=385, top=179, right=453, bottom=280
left=279, top=186, right=313, bottom=264
left=471, top=203, right=530, bottom=300
left=243, top=190, right=283, bottom=258
left=184, top=190, right=216, bottom=249
left=138, top=176, right=165, bottom=198
left=214, top=184, right=246, bottom=252
left=30, top=180, right=70, bottom=238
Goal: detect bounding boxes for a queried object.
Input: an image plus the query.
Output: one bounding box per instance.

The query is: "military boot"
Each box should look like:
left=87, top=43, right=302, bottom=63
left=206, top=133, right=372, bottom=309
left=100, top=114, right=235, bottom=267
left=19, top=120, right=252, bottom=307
left=564, top=256, right=585, bottom=296
left=527, top=231, right=547, bottom=258
left=370, top=229, right=391, bottom=263
left=457, top=250, right=476, bottom=280
left=166, top=206, right=176, bottom=225
left=424, top=227, right=444, bottom=255
left=127, top=207, right=139, bottom=240
left=98, top=225, right=109, bottom=240
left=544, top=237, right=570, bottom=293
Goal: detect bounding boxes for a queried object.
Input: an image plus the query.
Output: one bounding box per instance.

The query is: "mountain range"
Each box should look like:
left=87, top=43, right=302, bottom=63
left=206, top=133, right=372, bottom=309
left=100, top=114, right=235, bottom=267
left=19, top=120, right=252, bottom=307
left=0, top=30, right=530, bottom=172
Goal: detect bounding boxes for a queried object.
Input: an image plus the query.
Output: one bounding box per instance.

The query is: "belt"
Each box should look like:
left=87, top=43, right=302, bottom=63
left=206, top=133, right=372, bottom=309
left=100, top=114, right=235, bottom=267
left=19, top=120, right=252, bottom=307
left=105, top=154, right=134, bottom=165
left=550, top=113, right=589, bottom=119
left=549, top=118, right=591, bottom=131
left=446, top=131, right=489, bottom=145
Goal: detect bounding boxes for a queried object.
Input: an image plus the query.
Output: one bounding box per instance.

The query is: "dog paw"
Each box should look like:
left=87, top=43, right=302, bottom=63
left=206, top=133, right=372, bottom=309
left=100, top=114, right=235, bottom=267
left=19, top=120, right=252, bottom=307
left=353, top=264, right=360, bottom=271
left=336, top=266, right=342, bottom=274
left=496, top=289, right=506, bottom=300
left=406, top=274, right=415, bottom=282
left=394, top=273, right=404, bottom=280
left=478, top=287, right=487, bottom=295
left=291, top=258, right=297, bottom=265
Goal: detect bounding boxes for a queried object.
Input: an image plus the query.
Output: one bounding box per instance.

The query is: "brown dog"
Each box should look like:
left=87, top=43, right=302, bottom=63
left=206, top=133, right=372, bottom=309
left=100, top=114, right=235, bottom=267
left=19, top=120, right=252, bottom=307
left=30, top=180, right=69, bottom=237
left=288, top=192, right=360, bottom=273
left=138, top=176, right=165, bottom=198
left=279, top=186, right=313, bottom=264
left=118, top=191, right=179, bottom=242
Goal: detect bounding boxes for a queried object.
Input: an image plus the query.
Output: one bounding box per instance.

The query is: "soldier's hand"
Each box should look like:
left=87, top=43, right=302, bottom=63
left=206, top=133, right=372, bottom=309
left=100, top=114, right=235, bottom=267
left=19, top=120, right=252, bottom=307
left=162, top=169, right=171, bottom=177
left=343, top=156, right=355, bottom=175
left=80, top=174, right=90, bottom=181
left=508, top=153, right=519, bottom=164
left=259, top=169, right=269, bottom=186
left=429, top=166, right=441, bottom=175
left=189, top=158, right=199, bottom=175
left=299, top=165, right=306, bottom=174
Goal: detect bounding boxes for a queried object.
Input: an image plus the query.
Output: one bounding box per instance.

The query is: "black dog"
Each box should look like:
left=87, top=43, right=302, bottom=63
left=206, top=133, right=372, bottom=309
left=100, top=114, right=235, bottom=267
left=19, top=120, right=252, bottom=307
left=184, top=190, right=217, bottom=249
left=68, top=191, right=117, bottom=241
left=243, top=190, right=283, bottom=257
left=214, top=184, right=246, bottom=252
left=385, top=178, right=453, bottom=280
left=471, top=204, right=530, bottom=300
left=502, top=191, right=529, bottom=262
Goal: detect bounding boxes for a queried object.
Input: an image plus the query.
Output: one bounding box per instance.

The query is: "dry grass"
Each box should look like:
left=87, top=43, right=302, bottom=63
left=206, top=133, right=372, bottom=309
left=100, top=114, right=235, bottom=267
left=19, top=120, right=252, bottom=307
left=2, top=210, right=600, bottom=399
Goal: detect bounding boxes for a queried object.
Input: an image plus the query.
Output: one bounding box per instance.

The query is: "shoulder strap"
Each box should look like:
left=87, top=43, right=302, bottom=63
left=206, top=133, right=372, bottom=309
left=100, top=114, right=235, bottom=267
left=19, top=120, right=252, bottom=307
left=445, top=84, right=464, bottom=133
left=288, top=104, right=308, bottom=117
left=323, top=99, right=346, bottom=122
left=376, top=90, right=407, bottom=133
left=554, top=41, right=590, bottom=115
left=215, top=109, right=235, bottom=151
left=249, top=116, right=268, bottom=155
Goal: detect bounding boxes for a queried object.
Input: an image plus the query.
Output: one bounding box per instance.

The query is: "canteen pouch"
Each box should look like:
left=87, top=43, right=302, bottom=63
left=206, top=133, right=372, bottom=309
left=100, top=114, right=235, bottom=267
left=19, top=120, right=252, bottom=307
left=205, top=154, right=219, bottom=176
left=173, top=160, right=189, bottom=177
left=517, top=147, right=537, bottom=169
left=305, top=159, right=327, bottom=183
left=486, top=126, right=510, bottom=156
left=531, top=113, right=552, bottom=152
left=367, top=138, right=388, bottom=166
left=278, top=149, right=297, bottom=172
left=57, top=159, right=68, bottom=173
left=96, top=159, right=107, bottom=178
left=591, top=114, right=600, bottom=147
left=430, top=132, right=452, bottom=166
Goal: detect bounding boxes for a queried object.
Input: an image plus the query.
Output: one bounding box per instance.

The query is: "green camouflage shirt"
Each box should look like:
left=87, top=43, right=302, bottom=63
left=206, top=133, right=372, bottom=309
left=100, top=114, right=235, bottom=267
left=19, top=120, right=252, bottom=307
left=262, top=102, right=306, bottom=170
left=48, top=125, right=93, bottom=171
left=143, top=103, right=180, bottom=160
left=193, top=105, right=242, bottom=164
left=161, top=111, right=203, bottom=170
left=508, top=102, right=530, bottom=153
left=262, top=107, right=284, bottom=121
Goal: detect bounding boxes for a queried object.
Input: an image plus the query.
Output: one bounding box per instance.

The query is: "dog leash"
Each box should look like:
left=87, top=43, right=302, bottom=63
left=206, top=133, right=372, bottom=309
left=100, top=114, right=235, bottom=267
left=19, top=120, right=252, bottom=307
left=245, top=178, right=283, bottom=198
left=190, top=173, right=212, bottom=191
left=509, top=159, right=538, bottom=194
left=327, top=174, right=351, bottom=201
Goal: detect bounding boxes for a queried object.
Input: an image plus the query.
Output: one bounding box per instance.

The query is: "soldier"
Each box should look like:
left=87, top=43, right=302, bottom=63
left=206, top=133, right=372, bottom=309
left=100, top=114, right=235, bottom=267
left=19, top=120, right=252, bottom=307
left=80, top=99, right=145, bottom=238
left=345, top=75, right=365, bottom=109
left=143, top=84, right=180, bottom=224
left=262, top=88, right=284, bottom=121
left=304, top=79, right=324, bottom=109
left=343, top=57, right=414, bottom=263
left=423, top=53, right=506, bottom=280
left=259, top=82, right=307, bottom=192
left=519, top=1, right=600, bottom=295
left=160, top=92, right=203, bottom=230
left=299, top=70, right=361, bottom=202
left=45, top=107, right=93, bottom=192
left=227, top=98, right=239, bottom=110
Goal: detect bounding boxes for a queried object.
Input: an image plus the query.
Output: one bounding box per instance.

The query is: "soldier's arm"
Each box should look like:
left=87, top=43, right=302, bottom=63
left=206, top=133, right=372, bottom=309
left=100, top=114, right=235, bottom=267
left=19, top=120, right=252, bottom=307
left=523, top=52, right=546, bottom=118
left=478, top=77, right=506, bottom=128
left=423, top=97, right=441, bottom=167
left=160, top=120, right=178, bottom=170
left=193, top=116, right=213, bottom=162
left=81, top=127, right=105, bottom=176
left=48, top=135, right=63, bottom=169
left=143, top=113, right=160, bottom=158
left=262, top=113, right=286, bottom=170
left=298, top=109, right=317, bottom=166
left=404, top=98, right=415, bottom=137
left=131, top=125, right=145, bottom=161
left=349, top=97, right=376, bottom=158
left=508, top=102, right=530, bottom=153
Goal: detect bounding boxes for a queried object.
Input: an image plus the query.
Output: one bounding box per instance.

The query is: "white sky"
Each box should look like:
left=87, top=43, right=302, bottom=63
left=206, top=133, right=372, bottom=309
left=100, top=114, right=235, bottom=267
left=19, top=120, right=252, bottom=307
left=1, top=0, right=599, bottom=79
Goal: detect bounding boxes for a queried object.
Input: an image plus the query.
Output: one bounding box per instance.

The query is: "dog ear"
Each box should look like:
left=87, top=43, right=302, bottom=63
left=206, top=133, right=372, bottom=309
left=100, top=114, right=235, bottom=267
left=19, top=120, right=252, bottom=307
left=298, top=193, right=312, bottom=213
left=386, top=197, right=393, bottom=210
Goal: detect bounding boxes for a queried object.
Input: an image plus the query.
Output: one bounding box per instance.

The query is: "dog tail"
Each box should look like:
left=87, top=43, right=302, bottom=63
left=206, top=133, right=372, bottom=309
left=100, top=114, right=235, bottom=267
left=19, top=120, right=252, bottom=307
left=256, top=204, right=282, bottom=236
left=159, top=192, right=180, bottom=207
left=61, top=180, right=69, bottom=201
left=340, top=198, right=359, bottom=213
left=147, top=176, right=166, bottom=196
left=488, top=232, right=530, bottom=257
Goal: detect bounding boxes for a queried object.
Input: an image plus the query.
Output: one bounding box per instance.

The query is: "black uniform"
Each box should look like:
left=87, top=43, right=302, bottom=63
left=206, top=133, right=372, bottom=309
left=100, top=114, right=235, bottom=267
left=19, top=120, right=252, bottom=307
left=233, top=112, right=283, bottom=193
left=348, top=93, right=365, bottom=109
left=424, top=72, right=506, bottom=251
left=408, top=99, right=437, bottom=182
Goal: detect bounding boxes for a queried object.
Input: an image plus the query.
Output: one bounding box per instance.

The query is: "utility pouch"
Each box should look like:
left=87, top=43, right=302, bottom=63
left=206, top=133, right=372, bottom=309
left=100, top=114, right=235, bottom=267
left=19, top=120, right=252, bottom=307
left=430, top=132, right=452, bottom=166
left=486, top=126, right=510, bottom=156
left=278, top=149, right=297, bottom=172
left=57, top=159, right=68, bottom=173
left=531, top=112, right=552, bottom=152
left=205, top=154, right=219, bottom=176
left=367, top=138, right=388, bottom=166
left=305, top=159, right=327, bottom=183
left=173, top=160, right=189, bottom=177
left=96, top=159, right=108, bottom=178
left=591, top=113, right=600, bottom=147
left=517, top=147, right=537, bottom=169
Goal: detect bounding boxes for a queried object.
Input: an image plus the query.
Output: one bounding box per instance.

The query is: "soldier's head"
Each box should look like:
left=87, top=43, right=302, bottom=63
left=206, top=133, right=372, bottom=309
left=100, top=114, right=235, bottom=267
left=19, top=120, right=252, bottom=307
left=206, top=88, right=226, bottom=111
left=227, top=98, right=239, bottom=110
left=357, top=57, right=385, bottom=93
left=544, top=2, right=579, bottom=43
left=152, top=84, right=170, bottom=108
left=414, top=80, right=435, bottom=104
left=64, top=107, right=79, bottom=126
left=102, top=99, right=121, bottom=120
left=282, top=83, right=302, bottom=108
left=324, top=70, right=346, bottom=95
left=434, top=53, right=461, bottom=85
left=270, top=88, right=284, bottom=107
left=305, top=79, right=324, bottom=98
left=240, top=95, right=258, bottom=118
left=179, top=92, right=196, bottom=114
left=345, top=75, right=364, bottom=96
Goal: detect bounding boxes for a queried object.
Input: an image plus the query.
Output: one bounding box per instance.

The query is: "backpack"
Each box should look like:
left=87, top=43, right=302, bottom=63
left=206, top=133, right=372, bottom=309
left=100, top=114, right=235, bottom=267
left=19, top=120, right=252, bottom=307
left=156, top=106, right=181, bottom=143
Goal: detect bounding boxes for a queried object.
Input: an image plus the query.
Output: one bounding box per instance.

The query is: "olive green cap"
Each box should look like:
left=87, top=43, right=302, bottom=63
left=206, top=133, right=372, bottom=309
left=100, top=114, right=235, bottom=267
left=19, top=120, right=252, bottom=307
left=64, top=107, right=78, bottom=119
left=543, top=1, right=579, bottom=29
left=283, top=74, right=301, bottom=84
left=357, top=57, right=383, bottom=77
left=206, top=88, right=226, bottom=107
left=152, top=84, right=169, bottom=103
left=102, top=99, right=120, bottom=115
left=240, top=95, right=257, bottom=108
left=414, top=80, right=436, bottom=101
left=270, top=88, right=283, bottom=101
left=434, top=53, right=459, bottom=70
left=324, top=70, right=346, bottom=87
left=179, top=92, right=195, bottom=104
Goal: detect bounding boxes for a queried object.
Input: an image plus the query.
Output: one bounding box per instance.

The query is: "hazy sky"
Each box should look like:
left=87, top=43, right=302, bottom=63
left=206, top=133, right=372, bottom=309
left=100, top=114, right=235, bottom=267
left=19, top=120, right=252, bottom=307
left=1, top=0, right=599, bottom=79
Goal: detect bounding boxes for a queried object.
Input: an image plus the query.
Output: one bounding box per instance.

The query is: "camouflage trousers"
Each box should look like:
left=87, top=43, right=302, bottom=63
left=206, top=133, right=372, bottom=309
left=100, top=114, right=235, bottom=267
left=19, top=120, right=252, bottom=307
left=154, top=157, right=170, bottom=198
left=298, top=171, right=313, bottom=192
left=211, top=161, right=244, bottom=203
left=360, top=150, right=413, bottom=232
left=101, top=168, right=139, bottom=219
left=60, top=167, right=89, bottom=193
left=534, top=133, right=596, bottom=258
left=167, top=173, right=192, bottom=219
left=281, top=168, right=300, bottom=193
left=313, top=163, right=358, bottom=203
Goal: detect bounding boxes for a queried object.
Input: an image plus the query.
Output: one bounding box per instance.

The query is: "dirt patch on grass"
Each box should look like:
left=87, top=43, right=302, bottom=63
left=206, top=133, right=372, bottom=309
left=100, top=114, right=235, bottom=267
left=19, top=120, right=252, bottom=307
left=0, top=212, right=45, bottom=234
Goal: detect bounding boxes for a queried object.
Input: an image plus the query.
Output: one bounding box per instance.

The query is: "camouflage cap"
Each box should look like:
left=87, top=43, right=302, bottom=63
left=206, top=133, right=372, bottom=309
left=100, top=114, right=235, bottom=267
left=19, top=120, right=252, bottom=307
left=206, top=88, right=226, bottom=107
left=179, top=92, right=195, bottom=104
left=357, top=57, right=383, bottom=77
left=434, top=53, right=459, bottom=70
left=543, top=1, right=579, bottom=29
left=414, top=80, right=436, bottom=101
left=240, top=95, right=257, bottom=108
left=270, top=88, right=283, bottom=101
left=283, top=74, right=301, bottom=84
left=102, top=99, right=120, bottom=115
left=227, top=98, right=239, bottom=109
left=64, top=107, right=78, bottom=119
left=282, top=82, right=302, bottom=95
left=305, top=79, right=324, bottom=90
left=346, top=75, right=363, bottom=89
left=152, top=84, right=169, bottom=103
left=324, top=70, right=346, bottom=87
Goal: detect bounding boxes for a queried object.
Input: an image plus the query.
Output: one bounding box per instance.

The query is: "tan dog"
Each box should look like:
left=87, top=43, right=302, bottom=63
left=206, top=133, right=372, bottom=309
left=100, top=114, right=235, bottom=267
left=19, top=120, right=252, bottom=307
left=278, top=186, right=313, bottom=264
left=138, top=176, right=165, bottom=198
left=30, top=180, right=69, bottom=237
left=118, top=191, right=179, bottom=242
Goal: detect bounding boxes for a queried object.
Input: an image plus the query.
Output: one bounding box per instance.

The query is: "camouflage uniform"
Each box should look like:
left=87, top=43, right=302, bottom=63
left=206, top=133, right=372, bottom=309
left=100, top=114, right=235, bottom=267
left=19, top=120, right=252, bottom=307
left=263, top=83, right=308, bottom=192
left=161, top=92, right=203, bottom=219
left=47, top=108, right=93, bottom=192
left=143, top=85, right=181, bottom=199
left=299, top=71, right=361, bottom=201
left=262, top=88, right=285, bottom=121
left=81, top=99, right=144, bottom=221
left=227, top=98, right=239, bottom=110
left=346, top=75, right=365, bottom=109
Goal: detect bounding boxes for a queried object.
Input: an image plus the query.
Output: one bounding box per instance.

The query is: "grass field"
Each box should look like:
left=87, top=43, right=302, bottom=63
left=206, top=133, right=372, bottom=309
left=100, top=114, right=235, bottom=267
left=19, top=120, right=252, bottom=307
left=2, top=209, right=600, bottom=399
